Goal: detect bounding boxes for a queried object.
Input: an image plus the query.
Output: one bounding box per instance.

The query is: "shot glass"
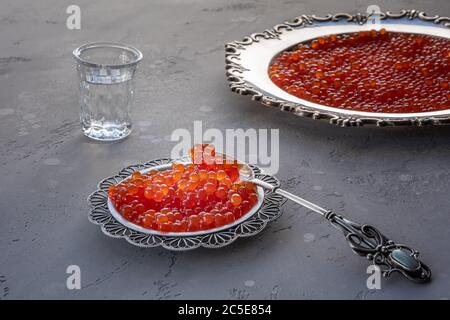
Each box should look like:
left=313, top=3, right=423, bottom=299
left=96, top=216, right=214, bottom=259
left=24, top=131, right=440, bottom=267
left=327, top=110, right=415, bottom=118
left=73, top=42, right=143, bottom=141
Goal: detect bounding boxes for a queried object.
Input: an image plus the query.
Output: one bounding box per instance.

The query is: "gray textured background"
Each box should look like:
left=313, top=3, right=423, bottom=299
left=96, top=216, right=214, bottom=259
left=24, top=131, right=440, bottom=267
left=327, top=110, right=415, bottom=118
left=1, top=0, right=449, bottom=299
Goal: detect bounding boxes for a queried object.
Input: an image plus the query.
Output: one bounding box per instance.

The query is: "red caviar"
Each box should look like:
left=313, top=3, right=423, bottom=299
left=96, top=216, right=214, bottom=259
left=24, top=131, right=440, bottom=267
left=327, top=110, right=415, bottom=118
left=269, top=30, right=450, bottom=113
left=108, top=145, right=259, bottom=232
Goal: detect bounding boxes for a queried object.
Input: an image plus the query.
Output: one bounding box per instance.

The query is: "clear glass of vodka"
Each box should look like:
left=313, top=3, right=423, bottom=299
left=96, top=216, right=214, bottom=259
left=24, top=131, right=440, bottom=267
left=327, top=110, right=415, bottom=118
left=73, top=42, right=142, bottom=141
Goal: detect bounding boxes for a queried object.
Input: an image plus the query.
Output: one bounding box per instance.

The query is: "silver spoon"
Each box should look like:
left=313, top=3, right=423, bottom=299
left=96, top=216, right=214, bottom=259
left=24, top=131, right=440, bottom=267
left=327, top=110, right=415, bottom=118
left=238, top=162, right=431, bottom=283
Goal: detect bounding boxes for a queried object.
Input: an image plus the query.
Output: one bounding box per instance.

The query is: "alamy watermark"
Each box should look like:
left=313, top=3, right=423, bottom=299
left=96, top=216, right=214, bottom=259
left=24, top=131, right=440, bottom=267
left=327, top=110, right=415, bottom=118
left=170, top=121, right=280, bottom=175
left=366, top=5, right=382, bottom=31
left=366, top=265, right=381, bottom=290
left=66, top=265, right=81, bottom=290
left=66, top=5, right=81, bottom=30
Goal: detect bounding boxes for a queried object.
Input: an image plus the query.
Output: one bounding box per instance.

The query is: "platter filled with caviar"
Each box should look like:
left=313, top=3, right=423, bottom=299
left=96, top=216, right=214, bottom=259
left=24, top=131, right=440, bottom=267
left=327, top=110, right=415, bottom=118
left=226, top=10, right=450, bottom=126
left=88, top=144, right=285, bottom=250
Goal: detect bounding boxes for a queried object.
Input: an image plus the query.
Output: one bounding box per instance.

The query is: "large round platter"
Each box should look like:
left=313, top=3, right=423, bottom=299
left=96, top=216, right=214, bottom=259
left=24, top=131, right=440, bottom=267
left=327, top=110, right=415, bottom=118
left=225, top=10, right=450, bottom=127
left=88, top=157, right=286, bottom=251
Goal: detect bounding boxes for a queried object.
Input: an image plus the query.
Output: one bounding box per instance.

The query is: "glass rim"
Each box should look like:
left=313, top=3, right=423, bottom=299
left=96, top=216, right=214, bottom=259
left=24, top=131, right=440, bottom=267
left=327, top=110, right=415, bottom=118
left=72, top=42, right=143, bottom=68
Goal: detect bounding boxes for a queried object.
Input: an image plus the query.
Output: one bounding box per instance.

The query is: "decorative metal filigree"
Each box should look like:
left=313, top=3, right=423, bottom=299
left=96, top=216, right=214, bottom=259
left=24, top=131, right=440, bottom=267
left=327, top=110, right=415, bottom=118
left=325, top=212, right=431, bottom=283
left=87, top=158, right=286, bottom=251
left=225, top=9, right=450, bottom=127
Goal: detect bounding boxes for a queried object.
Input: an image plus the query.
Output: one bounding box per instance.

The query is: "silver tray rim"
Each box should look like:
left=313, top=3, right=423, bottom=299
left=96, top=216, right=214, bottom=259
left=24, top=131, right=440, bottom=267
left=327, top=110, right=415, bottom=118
left=225, top=9, right=450, bottom=127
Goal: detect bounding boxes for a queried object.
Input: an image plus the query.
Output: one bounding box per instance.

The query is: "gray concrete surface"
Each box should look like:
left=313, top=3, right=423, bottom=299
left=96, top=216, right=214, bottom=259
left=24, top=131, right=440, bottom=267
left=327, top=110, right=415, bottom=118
left=1, top=0, right=450, bottom=299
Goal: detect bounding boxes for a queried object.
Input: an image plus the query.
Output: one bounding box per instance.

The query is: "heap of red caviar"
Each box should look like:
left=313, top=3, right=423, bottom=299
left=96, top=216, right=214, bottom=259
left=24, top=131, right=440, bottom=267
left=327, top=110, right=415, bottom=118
left=269, top=29, right=450, bottom=113
left=108, top=144, right=258, bottom=232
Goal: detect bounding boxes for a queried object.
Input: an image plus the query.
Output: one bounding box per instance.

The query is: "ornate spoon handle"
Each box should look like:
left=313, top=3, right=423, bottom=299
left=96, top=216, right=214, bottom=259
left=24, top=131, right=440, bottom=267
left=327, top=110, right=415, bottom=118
left=324, top=212, right=431, bottom=283
left=253, top=181, right=432, bottom=283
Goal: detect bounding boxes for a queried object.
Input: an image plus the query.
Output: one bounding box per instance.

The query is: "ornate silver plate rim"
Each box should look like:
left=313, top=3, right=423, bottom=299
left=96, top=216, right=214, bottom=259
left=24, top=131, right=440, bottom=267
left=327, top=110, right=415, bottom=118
left=87, top=157, right=286, bottom=251
left=225, top=10, right=450, bottom=127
